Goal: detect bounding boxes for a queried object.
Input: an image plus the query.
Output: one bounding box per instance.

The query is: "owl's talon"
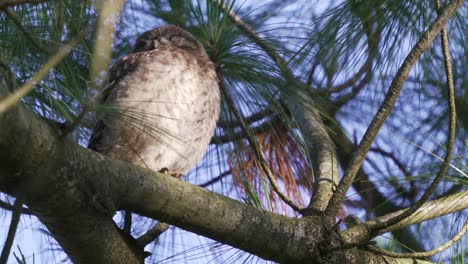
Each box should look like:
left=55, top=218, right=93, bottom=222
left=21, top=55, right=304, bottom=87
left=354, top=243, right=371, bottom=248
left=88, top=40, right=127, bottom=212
left=158, top=167, right=169, bottom=174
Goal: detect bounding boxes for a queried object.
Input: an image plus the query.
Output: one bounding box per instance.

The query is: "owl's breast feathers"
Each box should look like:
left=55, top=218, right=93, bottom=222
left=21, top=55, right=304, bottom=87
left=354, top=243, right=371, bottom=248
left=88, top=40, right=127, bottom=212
left=88, top=45, right=220, bottom=175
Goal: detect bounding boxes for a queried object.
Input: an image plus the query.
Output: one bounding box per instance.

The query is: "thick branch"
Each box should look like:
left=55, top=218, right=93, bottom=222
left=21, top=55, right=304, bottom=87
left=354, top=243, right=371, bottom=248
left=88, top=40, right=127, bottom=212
left=0, top=99, right=142, bottom=264
left=0, top=89, right=426, bottom=264
left=286, top=91, right=340, bottom=212
left=0, top=98, right=320, bottom=263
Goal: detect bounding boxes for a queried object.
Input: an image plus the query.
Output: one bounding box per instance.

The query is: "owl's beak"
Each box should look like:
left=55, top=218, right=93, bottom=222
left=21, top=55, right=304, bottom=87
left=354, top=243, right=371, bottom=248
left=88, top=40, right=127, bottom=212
left=159, top=37, right=170, bottom=45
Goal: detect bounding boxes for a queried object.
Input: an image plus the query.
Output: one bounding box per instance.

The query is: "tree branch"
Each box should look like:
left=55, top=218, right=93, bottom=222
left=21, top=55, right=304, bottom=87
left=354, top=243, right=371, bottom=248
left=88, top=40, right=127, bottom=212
left=0, top=96, right=143, bottom=263
left=0, top=85, right=417, bottom=264
left=211, top=116, right=279, bottom=144
left=0, top=198, right=22, bottom=264
left=217, top=109, right=273, bottom=128
left=337, top=190, right=468, bottom=247
left=323, top=0, right=464, bottom=225
left=370, top=0, right=459, bottom=232
left=366, top=219, right=467, bottom=258
left=137, top=222, right=170, bottom=247
left=329, top=121, right=426, bottom=252
left=198, top=169, right=231, bottom=188
left=0, top=199, right=31, bottom=214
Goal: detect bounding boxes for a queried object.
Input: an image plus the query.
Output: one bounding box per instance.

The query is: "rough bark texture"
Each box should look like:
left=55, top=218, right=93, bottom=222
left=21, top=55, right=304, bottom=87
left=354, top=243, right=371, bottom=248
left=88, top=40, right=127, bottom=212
left=282, top=88, right=340, bottom=212
left=0, top=98, right=141, bottom=263
left=0, top=89, right=443, bottom=263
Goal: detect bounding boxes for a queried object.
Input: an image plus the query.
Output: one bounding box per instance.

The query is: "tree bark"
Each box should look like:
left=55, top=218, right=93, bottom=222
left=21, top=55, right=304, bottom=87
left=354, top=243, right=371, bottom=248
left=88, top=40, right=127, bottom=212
left=0, top=89, right=461, bottom=263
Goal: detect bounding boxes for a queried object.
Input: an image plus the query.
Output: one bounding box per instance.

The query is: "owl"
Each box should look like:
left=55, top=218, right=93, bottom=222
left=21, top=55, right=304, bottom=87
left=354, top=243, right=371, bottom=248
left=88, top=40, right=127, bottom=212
left=88, top=25, right=220, bottom=177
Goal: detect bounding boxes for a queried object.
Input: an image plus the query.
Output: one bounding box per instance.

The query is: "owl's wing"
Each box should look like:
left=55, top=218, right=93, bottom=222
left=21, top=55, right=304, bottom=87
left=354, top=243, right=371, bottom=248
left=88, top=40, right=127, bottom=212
left=87, top=52, right=146, bottom=151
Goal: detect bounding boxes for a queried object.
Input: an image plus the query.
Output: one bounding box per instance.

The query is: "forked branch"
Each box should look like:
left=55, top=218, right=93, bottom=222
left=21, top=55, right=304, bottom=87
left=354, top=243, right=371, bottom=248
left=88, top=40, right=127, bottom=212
left=370, top=0, right=459, bottom=232
left=323, top=0, right=464, bottom=225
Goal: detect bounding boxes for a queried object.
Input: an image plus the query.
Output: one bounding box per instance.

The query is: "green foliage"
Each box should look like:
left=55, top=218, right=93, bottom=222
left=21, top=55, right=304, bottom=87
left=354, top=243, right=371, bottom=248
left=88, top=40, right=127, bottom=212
left=0, top=0, right=467, bottom=263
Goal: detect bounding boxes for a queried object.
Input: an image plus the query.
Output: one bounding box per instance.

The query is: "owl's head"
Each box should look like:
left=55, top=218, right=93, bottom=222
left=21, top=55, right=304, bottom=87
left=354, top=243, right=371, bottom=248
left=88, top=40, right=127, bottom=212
left=132, top=25, right=207, bottom=57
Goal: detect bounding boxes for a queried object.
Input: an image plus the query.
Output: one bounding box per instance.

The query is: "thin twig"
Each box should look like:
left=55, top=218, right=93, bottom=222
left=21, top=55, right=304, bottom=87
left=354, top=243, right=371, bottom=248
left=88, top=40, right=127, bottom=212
left=0, top=59, right=19, bottom=91
left=54, top=0, right=65, bottom=45
left=219, top=74, right=303, bottom=212
left=305, top=62, right=319, bottom=86
left=333, top=69, right=374, bottom=108
left=211, top=116, right=280, bottom=144
left=136, top=222, right=170, bottom=247
left=369, top=147, right=416, bottom=201
left=370, top=0, right=459, bottom=232
left=326, top=4, right=381, bottom=95
left=198, top=170, right=231, bottom=188
left=367, top=220, right=467, bottom=258
left=123, top=211, right=132, bottom=235
left=0, top=199, right=31, bottom=214
left=0, top=198, right=23, bottom=264
left=323, top=0, right=463, bottom=226
left=217, top=109, right=273, bottom=128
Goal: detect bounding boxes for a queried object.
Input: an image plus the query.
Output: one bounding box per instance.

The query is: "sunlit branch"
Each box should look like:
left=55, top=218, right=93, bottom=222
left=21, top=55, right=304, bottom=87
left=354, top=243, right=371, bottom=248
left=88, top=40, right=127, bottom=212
left=323, top=0, right=464, bottom=226
left=60, top=0, right=126, bottom=136
left=328, top=120, right=425, bottom=251
left=336, top=190, right=468, bottom=249
left=367, top=219, right=467, bottom=258
left=370, top=0, right=459, bottom=232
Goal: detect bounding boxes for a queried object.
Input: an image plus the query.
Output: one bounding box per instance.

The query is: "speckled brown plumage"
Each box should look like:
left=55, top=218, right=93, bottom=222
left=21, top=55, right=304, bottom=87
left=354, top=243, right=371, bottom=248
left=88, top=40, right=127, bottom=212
left=88, top=25, right=220, bottom=176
